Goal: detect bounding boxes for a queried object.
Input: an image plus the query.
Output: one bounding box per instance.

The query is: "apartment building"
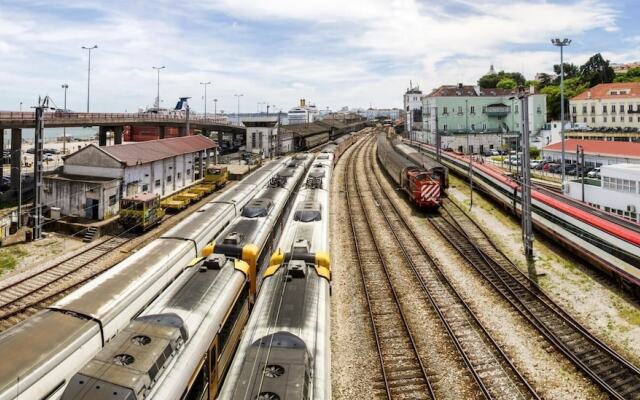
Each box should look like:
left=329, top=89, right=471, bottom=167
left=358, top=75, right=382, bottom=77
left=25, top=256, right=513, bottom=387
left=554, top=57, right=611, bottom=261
left=570, top=83, right=640, bottom=128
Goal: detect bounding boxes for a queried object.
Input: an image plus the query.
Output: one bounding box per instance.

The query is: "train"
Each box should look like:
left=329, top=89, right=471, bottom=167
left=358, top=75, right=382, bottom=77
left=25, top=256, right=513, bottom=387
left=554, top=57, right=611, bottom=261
left=409, top=141, right=640, bottom=295
left=219, top=149, right=334, bottom=399
left=58, top=155, right=315, bottom=400
left=320, top=129, right=366, bottom=164
left=377, top=129, right=447, bottom=209
left=0, top=159, right=290, bottom=400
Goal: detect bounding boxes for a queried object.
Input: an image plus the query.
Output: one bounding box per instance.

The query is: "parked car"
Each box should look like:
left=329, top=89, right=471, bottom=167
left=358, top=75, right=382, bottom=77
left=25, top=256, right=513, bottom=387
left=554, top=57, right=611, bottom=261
left=543, top=162, right=560, bottom=172
left=530, top=160, right=542, bottom=169
left=549, top=164, right=563, bottom=173
left=486, top=150, right=501, bottom=157
left=43, top=148, right=60, bottom=155
left=26, top=148, right=35, bottom=154
left=54, top=108, right=73, bottom=116
left=43, top=154, right=55, bottom=162
left=534, top=161, right=549, bottom=170
left=587, top=167, right=601, bottom=178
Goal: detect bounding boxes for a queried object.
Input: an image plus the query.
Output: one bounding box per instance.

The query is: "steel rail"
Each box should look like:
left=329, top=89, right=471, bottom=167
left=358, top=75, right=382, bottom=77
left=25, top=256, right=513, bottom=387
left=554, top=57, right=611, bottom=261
left=344, top=136, right=435, bottom=399
left=366, top=137, right=538, bottom=400
left=429, top=199, right=640, bottom=400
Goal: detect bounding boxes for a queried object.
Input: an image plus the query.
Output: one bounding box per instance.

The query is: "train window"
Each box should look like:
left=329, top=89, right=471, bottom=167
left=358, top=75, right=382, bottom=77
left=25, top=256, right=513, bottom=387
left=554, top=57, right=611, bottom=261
left=219, top=286, right=249, bottom=352
left=184, top=364, right=208, bottom=400
left=210, top=345, right=218, bottom=373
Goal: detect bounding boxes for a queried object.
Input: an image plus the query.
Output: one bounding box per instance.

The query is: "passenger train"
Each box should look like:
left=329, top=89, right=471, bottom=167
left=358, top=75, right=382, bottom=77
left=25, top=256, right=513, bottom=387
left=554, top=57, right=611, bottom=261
left=0, top=159, right=290, bottom=400
left=409, top=140, right=640, bottom=295
left=59, top=155, right=315, bottom=400
left=219, top=146, right=336, bottom=399
left=377, top=130, right=447, bottom=209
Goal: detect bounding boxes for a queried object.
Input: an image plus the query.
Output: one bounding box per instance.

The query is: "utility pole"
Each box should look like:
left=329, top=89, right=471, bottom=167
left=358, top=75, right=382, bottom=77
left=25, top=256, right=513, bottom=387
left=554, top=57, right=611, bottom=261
left=466, top=100, right=474, bottom=210
left=433, top=105, right=441, bottom=163
left=33, top=96, right=51, bottom=240
left=61, top=83, right=68, bottom=154
left=200, top=81, right=211, bottom=118
left=518, top=87, right=534, bottom=259
left=81, top=45, right=98, bottom=113
left=213, top=98, right=218, bottom=121
left=234, top=94, right=244, bottom=125
left=552, top=38, right=572, bottom=190
left=152, top=66, right=166, bottom=110
left=577, top=145, right=585, bottom=202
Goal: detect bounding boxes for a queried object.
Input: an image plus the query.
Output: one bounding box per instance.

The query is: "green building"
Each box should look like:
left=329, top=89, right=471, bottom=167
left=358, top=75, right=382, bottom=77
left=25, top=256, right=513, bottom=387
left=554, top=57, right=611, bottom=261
left=420, top=84, right=547, bottom=154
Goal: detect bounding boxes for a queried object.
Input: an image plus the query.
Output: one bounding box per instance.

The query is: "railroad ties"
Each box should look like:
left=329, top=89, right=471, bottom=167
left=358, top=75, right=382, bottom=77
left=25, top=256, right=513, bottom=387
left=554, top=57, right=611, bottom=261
left=363, top=136, right=537, bottom=400
left=0, top=236, right=130, bottom=331
left=429, top=200, right=640, bottom=400
left=345, top=138, right=435, bottom=399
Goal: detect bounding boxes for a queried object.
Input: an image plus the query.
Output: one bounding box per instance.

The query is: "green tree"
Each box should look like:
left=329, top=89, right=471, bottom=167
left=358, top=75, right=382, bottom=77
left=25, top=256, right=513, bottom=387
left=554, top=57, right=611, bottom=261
left=541, top=85, right=560, bottom=120
left=553, top=63, right=579, bottom=81
left=478, top=71, right=526, bottom=88
left=496, top=78, right=517, bottom=89
left=535, top=73, right=553, bottom=89
left=579, top=53, right=615, bottom=87
left=613, top=67, right=640, bottom=82
left=529, top=146, right=541, bottom=160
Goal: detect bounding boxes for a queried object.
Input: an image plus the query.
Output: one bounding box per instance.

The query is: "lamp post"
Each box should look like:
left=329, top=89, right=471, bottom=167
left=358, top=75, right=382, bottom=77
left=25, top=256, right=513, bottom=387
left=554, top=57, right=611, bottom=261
left=551, top=38, right=571, bottom=189
left=234, top=94, right=244, bottom=125
left=577, top=145, right=585, bottom=202
left=61, top=84, right=69, bottom=154
left=81, top=45, right=98, bottom=113
left=213, top=98, right=218, bottom=121
left=152, top=66, right=166, bottom=110
left=200, top=81, right=211, bottom=118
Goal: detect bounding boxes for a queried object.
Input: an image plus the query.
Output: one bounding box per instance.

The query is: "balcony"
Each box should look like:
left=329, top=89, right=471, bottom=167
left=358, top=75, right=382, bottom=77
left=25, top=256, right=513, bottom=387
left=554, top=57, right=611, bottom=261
left=484, top=104, right=510, bottom=117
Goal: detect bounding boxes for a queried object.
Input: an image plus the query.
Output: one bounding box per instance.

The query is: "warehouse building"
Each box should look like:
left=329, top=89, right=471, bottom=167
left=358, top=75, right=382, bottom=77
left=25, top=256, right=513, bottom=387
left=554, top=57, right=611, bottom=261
left=43, top=135, right=215, bottom=220
left=542, top=139, right=640, bottom=166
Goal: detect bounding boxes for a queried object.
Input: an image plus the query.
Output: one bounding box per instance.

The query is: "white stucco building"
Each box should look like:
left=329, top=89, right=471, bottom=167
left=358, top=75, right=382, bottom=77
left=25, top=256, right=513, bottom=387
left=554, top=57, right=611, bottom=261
left=43, top=136, right=216, bottom=220
left=570, top=82, right=640, bottom=128
left=243, top=116, right=279, bottom=158
left=403, top=83, right=423, bottom=132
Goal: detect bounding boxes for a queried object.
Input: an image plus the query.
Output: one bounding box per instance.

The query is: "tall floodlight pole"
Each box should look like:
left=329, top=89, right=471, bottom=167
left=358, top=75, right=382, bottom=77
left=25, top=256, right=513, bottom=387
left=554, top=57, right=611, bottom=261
left=61, top=84, right=68, bottom=154
left=234, top=94, right=244, bottom=125
left=200, top=81, right=211, bottom=118
left=81, top=45, right=98, bottom=113
left=152, top=66, right=166, bottom=109
left=213, top=98, right=218, bottom=121
left=552, top=38, right=571, bottom=189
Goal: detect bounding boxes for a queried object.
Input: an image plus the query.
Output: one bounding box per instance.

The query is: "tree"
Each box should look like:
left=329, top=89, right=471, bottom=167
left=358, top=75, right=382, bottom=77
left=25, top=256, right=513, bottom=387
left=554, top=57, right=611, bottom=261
left=541, top=85, right=560, bottom=120
left=579, top=53, right=615, bottom=87
left=529, top=146, right=541, bottom=160
left=613, top=67, right=640, bottom=83
left=478, top=70, right=526, bottom=88
left=553, top=63, right=579, bottom=80
left=496, top=78, right=517, bottom=89
left=535, top=73, right=553, bottom=89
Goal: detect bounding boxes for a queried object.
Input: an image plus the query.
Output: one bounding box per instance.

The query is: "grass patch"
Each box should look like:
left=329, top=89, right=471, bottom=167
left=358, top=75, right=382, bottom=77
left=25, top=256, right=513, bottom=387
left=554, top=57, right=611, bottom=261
left=0, top=246, right=28, bottom=275
left=610, top=295, right=640, bottom=326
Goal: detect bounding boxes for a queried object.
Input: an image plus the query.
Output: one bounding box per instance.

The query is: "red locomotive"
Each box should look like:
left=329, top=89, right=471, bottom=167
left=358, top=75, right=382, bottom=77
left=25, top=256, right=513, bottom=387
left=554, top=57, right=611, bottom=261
left=377, top=131, right=446, bottom=209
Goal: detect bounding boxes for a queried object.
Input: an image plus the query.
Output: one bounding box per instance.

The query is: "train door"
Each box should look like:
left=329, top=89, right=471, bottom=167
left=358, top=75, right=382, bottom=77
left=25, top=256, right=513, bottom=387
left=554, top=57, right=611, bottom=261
left=183, top=355, right=210, bottom=400
left=208, top=340, right=220, bottom=398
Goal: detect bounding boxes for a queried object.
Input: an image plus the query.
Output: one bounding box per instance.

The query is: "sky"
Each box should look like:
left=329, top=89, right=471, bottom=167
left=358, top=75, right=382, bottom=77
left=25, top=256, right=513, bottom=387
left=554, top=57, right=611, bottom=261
left=0, top=0, right=639, bottom=114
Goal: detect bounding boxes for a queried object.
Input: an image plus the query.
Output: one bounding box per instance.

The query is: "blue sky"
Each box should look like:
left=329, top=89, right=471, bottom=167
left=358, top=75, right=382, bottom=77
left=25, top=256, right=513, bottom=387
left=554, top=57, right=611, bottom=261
left=0, top=0, right=638, bottom=114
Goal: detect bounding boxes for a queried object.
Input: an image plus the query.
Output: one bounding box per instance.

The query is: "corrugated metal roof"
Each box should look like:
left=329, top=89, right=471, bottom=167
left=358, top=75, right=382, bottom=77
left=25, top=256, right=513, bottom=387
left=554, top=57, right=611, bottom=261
left=543, top=139, right=640, bottom=159
left=100, top=135, right=215, bottom=166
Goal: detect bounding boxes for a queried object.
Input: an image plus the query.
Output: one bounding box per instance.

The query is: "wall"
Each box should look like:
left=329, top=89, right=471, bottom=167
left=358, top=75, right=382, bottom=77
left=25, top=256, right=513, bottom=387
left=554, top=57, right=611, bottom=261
left=570, top=98, right=640, bottom=128
left=541, top=150, right=640, bottom=166
left=566, top=180, right=639, bottom=222
left=43, top=177, right=120, bottom=220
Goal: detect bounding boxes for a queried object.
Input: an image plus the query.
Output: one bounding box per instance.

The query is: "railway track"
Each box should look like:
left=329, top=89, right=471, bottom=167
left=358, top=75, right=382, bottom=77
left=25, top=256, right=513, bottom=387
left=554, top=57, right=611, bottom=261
left=429, top=199, right=640, bottom=400
left=345, top=137, right=436, bottom=399
left=362, top=138, right=538, bottom=400
left=0, top=235, right=131, bottom=329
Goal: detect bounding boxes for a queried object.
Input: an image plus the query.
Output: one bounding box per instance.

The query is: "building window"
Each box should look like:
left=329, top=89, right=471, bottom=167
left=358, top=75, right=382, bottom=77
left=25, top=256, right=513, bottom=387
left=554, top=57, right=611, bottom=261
left=602, top=105, right=607, bottom=114
left=603, top=116, right=607, bottom=122
left=167, top=175, right=172, bottom=183
left=592, top=117, right=595, bottom=123
left=252, top=132, right=257, bottom=148
left=612, top=105, right=616, bottom=113
left=482, top=106, right=486, bottom=113
left=142, top=184, right=148, bottom=192
left=537, top=106, right=541, bottom=114
left=458, top=106, right=463, bottom=115
left=583, top=117, right=587, bottom=122
left=572, top=116, right=577, bottom=123
left=109, top=195, right=117, bottom=206
left=471, top=124, right=475, bottom=131
left=442, top=107, right=448, bottom=115
left=630, top=116, right=633, bottom=122
left=470, top=106, right=475, bottom=114
left=186, top=169, right=191, bottom=176
left=177, top=172, right=182, bottom=180
left=515, top=105, right=519, bottom=113
left=612, top=116, right=616, bottom=122
left=582, top=106, right=587, bottom=114
left=603, top=176, right=637, bottom=193
left=572, top=106, right=577, bottom=114
left=620, top=105, right=625, bottom=114
left=443, top=124, right=448, bottom=132
left=482, top=123, right=487, bottom=130
left=155, top=179, right=161, bottom=187
left=591, top=105, right=596, bottom=113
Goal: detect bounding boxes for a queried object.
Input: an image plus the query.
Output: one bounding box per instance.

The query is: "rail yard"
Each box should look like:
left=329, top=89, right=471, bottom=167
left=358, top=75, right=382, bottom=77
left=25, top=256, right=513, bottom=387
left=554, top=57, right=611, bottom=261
left=0, top=127, right=638, bottom=400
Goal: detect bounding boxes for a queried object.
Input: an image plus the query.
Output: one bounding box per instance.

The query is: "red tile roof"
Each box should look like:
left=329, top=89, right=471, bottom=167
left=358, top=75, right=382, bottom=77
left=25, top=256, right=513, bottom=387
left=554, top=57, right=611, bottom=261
left=100, top=135, right=215, bottom=166
left=426, top=85, right=522, bottom=97
left=571, top=82, right=640, bottom=100
left=543, top=139, right=640, bottom=159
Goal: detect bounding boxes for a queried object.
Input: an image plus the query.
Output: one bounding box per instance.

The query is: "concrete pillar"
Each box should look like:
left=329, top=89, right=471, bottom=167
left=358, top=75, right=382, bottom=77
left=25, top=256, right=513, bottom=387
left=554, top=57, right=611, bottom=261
left=217, top=131, right=223, bottom=148
left=0, top=129, right=4, bottom=181
left=98, top=126, right=108, bottom=146
left=10, top=128, right=21, bottom=194
left=159, top=126, right=166, bottom=140
left=114, top=126, right=123, bottom=145
left=179, top=126, right=187, bottom=137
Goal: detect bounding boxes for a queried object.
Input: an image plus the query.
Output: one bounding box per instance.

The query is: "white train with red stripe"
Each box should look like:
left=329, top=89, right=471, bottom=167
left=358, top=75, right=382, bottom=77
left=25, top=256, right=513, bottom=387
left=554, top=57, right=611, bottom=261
left=408, top=140, right=640, bottom=295
left=377, top=130, right=447, bottom=209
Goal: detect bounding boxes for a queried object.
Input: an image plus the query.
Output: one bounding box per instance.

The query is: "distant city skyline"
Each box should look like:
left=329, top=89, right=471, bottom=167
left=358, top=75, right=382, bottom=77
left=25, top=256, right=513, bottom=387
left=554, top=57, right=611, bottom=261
left=0, top=0, right=638, bottom=113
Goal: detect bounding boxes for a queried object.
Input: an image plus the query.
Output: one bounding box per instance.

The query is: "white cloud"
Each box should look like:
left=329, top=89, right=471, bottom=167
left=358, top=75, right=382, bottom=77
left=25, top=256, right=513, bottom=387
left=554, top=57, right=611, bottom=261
left=0, top=0, right=623, bottom=112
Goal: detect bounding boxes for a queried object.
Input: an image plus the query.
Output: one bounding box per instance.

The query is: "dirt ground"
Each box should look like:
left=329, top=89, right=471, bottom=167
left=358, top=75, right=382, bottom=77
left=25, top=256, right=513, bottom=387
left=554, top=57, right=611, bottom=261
left=447, top=173, right=640, bottom=366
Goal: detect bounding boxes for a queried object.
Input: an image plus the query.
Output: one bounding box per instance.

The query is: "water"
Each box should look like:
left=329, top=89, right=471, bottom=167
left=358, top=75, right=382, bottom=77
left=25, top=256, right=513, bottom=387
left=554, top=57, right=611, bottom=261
left=3, top=127, right=97, bottom=145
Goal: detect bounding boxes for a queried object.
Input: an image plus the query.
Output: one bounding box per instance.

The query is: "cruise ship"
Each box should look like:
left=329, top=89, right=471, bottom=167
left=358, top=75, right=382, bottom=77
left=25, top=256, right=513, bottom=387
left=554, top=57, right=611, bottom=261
left=287, top=98, right=319, bottom=124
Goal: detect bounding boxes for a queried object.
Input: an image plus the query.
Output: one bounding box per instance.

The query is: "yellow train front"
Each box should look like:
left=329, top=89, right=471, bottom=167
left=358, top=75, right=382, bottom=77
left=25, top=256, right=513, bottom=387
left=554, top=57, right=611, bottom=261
left=119, top=193, right=165, bottom=231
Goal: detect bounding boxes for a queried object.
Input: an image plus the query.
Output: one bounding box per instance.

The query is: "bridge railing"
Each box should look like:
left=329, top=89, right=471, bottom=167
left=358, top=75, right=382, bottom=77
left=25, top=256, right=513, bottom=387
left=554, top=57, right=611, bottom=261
left=0, top=111, right=235, bottom=126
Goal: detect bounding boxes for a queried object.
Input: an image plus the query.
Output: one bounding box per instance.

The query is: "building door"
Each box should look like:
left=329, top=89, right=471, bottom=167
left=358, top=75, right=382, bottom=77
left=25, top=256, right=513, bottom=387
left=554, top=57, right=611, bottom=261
left=85, top=199, right=99, bottom=220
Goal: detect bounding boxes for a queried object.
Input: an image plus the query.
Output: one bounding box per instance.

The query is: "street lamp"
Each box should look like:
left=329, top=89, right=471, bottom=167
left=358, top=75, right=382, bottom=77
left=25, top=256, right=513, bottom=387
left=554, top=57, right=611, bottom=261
left=81, top=45, right=98, bottom=113
left=61, top=84, right=69, bottom=154
left=213, top=98, right=218, bottom=121
left=551, top=38, right=572, bottom=188
left=152, top=66, right=166, bottom=110
left=200, top=81, right=211, bottom=118
left=234, top=94, right=244, bottom=125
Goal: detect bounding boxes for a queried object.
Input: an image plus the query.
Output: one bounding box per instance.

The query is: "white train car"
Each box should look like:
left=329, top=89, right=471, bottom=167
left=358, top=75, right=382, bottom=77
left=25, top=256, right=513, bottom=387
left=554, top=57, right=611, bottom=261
left=219, top=152, right=333, bottom=399
left=0, top=159, right=289, bottom=400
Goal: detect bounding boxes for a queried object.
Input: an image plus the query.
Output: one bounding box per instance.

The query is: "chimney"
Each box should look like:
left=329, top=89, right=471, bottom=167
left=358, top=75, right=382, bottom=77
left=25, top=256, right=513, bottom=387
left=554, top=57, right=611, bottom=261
left=300, top=98, right=306, bottom=107
left=587, top=91, right=591, bottom=99
left=458, top=83, right=463, bottom=89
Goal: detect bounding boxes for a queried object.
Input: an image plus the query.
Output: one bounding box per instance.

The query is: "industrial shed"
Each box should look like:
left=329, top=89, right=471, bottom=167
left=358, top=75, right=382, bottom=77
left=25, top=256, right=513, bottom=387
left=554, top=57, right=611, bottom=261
left=43, top=136, right=216, bottom=220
